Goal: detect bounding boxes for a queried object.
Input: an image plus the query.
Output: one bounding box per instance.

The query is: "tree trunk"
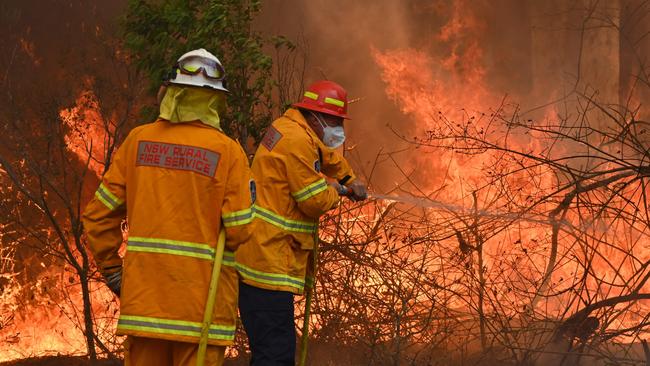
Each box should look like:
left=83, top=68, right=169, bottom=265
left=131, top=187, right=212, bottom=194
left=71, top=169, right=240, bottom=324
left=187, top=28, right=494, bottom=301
left=477, top=243, right=487, bottom=351
left=79, top=270, right=98, bottom=362
left=472, top=192, right=487, bottom=351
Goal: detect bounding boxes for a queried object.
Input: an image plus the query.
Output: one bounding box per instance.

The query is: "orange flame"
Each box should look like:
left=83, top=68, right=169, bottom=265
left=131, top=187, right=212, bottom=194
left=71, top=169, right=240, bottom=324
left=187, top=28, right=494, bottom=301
left=59, top=88, right=113, bottom=178
left=0, top=262, right=119, bottom=362
left=370, top=0, right=650, bottom=346
left=1, top=89, right=120, bottom=361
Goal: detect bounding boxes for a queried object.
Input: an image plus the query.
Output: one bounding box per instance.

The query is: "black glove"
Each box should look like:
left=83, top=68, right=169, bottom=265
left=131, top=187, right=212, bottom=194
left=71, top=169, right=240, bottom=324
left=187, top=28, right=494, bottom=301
left=347, top=180, right=368, bottom=201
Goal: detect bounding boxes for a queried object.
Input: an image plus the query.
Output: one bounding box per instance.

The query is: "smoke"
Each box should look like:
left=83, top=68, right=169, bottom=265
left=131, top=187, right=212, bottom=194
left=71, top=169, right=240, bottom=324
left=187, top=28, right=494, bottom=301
left=0, top=0, right=649, bottom=361
left=257, top=0, right=433, bottom=191
left=0, top=2, right=128, bottom=360
left=256, top=1, right=529, bottom=192
left=9, top=0, right=640, bottom=194
left=256, top=0, right=650, bottom=194
left=4, top=0, right=646, bottom=190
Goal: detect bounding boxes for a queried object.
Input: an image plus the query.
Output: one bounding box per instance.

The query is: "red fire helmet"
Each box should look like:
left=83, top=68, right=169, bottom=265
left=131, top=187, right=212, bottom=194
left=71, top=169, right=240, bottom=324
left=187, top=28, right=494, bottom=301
left=292, top=80, right=350, bottom=119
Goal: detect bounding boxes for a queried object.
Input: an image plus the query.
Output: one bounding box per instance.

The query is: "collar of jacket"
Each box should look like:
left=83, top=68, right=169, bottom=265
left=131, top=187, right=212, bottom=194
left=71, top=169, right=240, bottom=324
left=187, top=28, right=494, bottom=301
left=282, top=108, right=323, bottom=148
left=158, top=85, right=225, bottom=131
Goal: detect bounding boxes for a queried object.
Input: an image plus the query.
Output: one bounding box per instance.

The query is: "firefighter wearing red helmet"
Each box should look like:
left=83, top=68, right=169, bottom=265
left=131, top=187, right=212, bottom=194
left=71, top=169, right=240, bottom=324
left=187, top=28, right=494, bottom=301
left=235, top=80, right=368, bottom=365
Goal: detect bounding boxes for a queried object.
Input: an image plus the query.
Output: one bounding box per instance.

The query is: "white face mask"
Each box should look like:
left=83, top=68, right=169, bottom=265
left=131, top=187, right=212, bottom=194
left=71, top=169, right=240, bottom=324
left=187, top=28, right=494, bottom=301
left=312, top=112, right=346, bottom=148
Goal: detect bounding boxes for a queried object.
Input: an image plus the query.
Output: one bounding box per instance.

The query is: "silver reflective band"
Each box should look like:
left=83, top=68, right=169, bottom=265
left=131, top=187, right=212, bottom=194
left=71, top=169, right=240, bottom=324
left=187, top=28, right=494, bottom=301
left=252, top=205, right=317, bottom=233
left=292, top=179, right=328, bottom=202
left=222, top=207, right=254, bottom=227
left=118, top=315, right=235, bottom=340
left=95, top=183, right=124, bottom=211
left=236, top=262, right=305, bottom=290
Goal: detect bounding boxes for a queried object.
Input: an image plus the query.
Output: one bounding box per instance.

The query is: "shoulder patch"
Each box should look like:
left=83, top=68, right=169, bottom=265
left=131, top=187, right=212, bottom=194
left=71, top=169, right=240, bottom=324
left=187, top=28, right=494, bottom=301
left=136, top=141, right=220, bottom=177
left=261, top=126, right=283, bottom=151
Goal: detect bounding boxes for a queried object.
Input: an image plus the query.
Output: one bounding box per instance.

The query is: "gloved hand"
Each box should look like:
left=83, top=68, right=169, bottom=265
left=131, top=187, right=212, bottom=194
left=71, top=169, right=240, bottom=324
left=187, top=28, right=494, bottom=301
left=347, top=180, right=368, bottom=201
left=329, top=181, right=348, bottom=196
left=104, top=270, right=122, bottom=297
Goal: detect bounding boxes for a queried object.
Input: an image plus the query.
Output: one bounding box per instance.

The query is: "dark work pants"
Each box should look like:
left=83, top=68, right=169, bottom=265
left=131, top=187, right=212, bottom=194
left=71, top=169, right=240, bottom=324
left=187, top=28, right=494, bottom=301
left=239, top=282, right=295, bottom=366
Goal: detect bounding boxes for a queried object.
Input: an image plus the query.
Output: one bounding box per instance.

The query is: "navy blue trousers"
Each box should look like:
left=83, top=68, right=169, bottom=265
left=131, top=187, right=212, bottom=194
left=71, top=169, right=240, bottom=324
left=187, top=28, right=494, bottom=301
left=239, top=282, right=295, bottom=366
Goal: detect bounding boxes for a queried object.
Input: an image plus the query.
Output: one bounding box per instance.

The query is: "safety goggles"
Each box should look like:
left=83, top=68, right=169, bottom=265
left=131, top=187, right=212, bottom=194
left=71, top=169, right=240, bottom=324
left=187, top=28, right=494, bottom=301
left=176, top=55, right=226, bottom=80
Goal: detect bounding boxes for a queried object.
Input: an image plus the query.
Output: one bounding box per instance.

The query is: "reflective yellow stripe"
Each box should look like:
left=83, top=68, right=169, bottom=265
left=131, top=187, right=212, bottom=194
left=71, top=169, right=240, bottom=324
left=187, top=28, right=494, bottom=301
left=127, top=237, right=235, bottom=266
left=95, top=183, right=124, bottom=211
left=324, top=97, right=345, bottom=107
left=99, top=183, right=124, bottom=205
left=252, top=205, right=317, bottom=233
left=222, top=207, right=254, bottom=227
left=117, top=315, right=235, bottom=341
left=94, top=191, right=114, bottom=210
left=236, top=262, right=305, bottom=291
left=222, top=251, right=235, bottom=267
left=127, top=236, right=215, bottom=260
left=304, top=91, right=318, bottom=100
left=291, top=178, right=329, bottom=203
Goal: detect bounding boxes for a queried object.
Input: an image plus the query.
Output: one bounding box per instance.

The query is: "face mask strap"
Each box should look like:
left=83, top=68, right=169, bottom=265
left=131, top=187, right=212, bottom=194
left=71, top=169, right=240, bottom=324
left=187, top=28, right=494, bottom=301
left=310, top=111, right=346, bottom=148
left=310, top=111, right=328, bottom=130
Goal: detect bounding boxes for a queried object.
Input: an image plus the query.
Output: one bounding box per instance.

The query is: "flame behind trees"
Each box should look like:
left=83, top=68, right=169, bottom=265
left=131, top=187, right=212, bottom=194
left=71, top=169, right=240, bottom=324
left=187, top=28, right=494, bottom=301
left=302, top=77, right=650, bottom=365
left=2, top=1, right=650, bottom=364
left=0, top=5, right=144, bottom=360
left=305, top=1, right=650, bottom=364
left=0, top=0, right=307, bottom=360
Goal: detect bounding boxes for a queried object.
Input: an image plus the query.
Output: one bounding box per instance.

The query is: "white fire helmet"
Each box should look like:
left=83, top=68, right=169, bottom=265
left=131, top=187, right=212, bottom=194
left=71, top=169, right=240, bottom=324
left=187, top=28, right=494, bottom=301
left=169, top=48, right=229, bottom=92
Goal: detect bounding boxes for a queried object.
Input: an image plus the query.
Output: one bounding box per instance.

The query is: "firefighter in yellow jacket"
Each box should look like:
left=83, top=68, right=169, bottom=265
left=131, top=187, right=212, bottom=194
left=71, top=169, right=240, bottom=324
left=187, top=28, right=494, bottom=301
left=82, top=49, right=254, bottom=366
left=235, top=80, right=368, bottom=365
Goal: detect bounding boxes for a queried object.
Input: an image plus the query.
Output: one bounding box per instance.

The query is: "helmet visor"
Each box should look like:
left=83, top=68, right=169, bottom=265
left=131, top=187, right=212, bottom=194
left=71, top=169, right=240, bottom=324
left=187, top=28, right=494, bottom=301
left=177, top=55, right=226, bottom=80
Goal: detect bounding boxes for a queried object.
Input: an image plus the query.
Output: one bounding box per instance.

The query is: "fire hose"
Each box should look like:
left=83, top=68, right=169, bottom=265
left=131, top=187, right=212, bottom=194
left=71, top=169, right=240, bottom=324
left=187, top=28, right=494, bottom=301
left=299, top=187, right=428, bottom=366
left=298, top=226, right=319, bottom=366
left=196, top=228, right=226, bottom=366
left=299, top=185, right=357, bottom=366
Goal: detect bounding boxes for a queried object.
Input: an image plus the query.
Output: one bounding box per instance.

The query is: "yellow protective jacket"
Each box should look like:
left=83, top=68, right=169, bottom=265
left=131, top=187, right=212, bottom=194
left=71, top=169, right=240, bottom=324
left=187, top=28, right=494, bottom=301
left=82, top=119, right=254, bottom=346
left=235, top=108, right=356, bottom=294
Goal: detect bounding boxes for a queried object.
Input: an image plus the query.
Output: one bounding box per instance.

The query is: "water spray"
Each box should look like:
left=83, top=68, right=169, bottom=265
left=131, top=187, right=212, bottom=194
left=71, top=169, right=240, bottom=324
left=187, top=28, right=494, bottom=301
left=341, top=187, right=598, bottom=232
left=340, top=186, right=549, bottom=225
